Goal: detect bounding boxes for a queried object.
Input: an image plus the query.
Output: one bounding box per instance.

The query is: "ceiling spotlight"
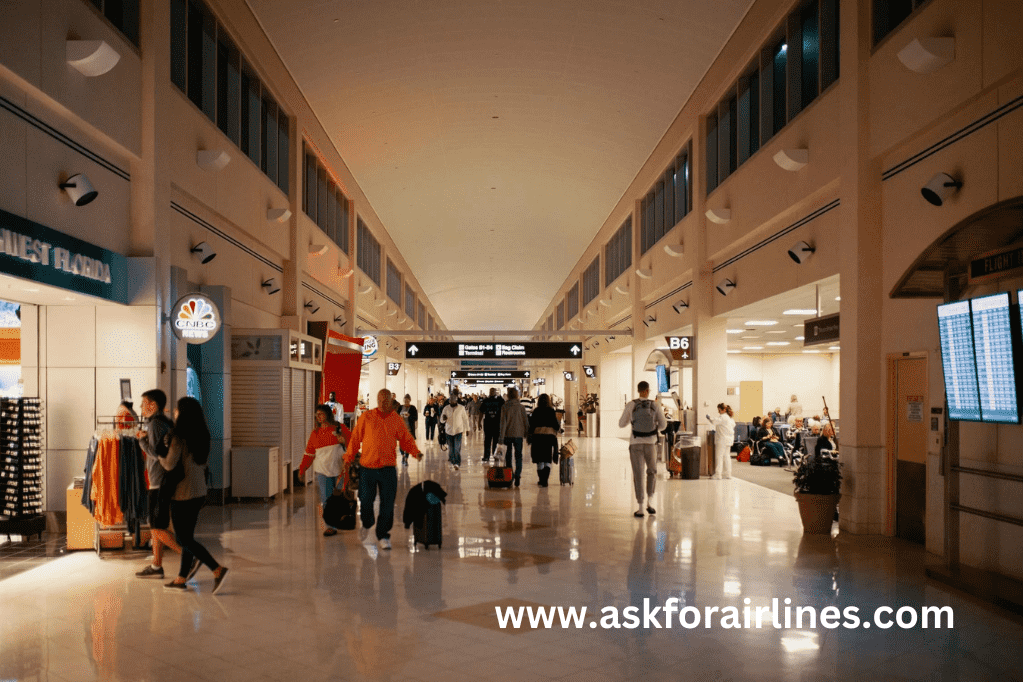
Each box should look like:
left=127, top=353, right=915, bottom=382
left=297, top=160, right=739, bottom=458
left=190, top=242, right=217, bottom=264
left=267, top=208, right=292, bottom=223
left=333, top=315, right=346, bottom=325
left=642, top=314, right=657, bottom=328
left=59, top=174, right=98, bottom=206
left=593, top=341, right=600, bottom=346
left=606, top=336, right=614, bottom=342
left=672, top=300, right=689, bottom=314
left=261, top=278, right=280, bottom=295
left=921, top=173, right=962, bottom=206
left=309, top=243, right=329, bottom=256
left=716, top=278, right=735, bottom=296
left=787, top=241, right=815, bottom=264
left=304, top=300, right=320, bottom=315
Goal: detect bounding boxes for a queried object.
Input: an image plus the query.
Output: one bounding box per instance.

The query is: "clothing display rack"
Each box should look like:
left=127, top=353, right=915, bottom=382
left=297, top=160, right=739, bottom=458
left=81, top=417, right=149, bottom=555
left=0, top=398, right=46, bottom=541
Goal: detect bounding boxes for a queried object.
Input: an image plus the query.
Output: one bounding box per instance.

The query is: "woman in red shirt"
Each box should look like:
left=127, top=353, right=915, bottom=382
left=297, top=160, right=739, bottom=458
left=299, top=405, right=351, bottom=536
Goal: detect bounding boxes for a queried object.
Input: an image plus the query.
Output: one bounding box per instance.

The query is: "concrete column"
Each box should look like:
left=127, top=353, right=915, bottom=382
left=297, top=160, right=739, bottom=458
left=836, top=0, right=885, bottom=534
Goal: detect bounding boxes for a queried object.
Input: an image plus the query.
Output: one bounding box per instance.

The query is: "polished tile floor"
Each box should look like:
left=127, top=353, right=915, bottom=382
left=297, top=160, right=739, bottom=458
left=0, top=434, right=1020, bottom=682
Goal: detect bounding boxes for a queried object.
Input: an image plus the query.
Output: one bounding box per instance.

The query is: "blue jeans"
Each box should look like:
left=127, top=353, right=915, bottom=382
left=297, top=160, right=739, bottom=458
left=315, top=473, right=338, bottom=529
left=448, top=433, right=463, bottom=466
left=359, top=467, right=398, bottom=540
left=503, top=437, right=523, bottom=482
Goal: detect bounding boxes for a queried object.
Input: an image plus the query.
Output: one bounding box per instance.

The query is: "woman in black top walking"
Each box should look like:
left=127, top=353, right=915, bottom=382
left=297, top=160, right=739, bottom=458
left=528, top=394, right=560, bottom=487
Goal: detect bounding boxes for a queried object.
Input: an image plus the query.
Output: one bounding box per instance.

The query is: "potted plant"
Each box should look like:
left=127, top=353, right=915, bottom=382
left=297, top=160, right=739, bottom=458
left=793, top=453, right=842, bottom=534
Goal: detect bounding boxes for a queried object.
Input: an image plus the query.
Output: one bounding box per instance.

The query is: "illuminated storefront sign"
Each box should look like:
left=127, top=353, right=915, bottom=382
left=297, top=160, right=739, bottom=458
left=171, top=294, right=221, bottom=344
left=362, top=335, right=379, bottom=357
left=0, top=208, right=128, bottom=303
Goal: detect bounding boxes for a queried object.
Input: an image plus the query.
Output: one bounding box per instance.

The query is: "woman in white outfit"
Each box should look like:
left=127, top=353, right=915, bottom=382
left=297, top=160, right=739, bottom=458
left=709, top=403, right=736, bottom=480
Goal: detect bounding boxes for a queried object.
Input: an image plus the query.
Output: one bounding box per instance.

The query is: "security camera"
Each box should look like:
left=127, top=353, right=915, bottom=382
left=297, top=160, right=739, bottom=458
left=787, top=241, right=815, bottom=264
left=921, top=173, right=962, bottom=206
left=261, top=278, right=281, bottom=295
left=59, top=174, right=98, bottom=206
left=190, top=242, right=217, bottom=264
left=716, top=278, right=735, bottom=296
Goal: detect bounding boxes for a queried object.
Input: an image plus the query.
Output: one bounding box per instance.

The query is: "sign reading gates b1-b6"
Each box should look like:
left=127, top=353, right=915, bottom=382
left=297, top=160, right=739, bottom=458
left=405, top=341, right=582, bottom=359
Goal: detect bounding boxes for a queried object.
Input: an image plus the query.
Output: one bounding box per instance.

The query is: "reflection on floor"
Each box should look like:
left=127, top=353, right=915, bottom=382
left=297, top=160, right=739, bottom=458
left=0, top=433, right=1020, bottom=682
left=0, top=533, right=69, bottom=581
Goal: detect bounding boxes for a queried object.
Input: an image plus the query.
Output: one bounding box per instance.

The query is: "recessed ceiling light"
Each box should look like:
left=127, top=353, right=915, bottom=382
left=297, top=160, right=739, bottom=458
left=803, top=350, right=819, bottom=353
left=742, top=346, right=764, bottom=350
left=795, top=336, right=805, bottom=340
left=726, top=329, right=744, bottom=334
left=783, top=309, right=817, bottom=315
left=23, top=287, right=40, bottom=292
left=741, top=336, right=760, bottom=340
left=835, top=296, right=841, bottom=301
left=793, top=324, right=804, bottom=327
left=744, top=320, right=778, bottom=326
left=766, top=341, right=790, bottom=346
left=63, top=296, right=75, bottom=301
left=727, top=350, right=741, bottom=354
left=765, top=330, right=787, bottom=334
left=829, top=346, right=841, bottom=350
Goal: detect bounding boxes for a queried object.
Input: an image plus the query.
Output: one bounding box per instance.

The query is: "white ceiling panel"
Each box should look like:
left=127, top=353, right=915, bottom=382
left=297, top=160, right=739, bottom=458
left=246, top=0, right=755, bottom=330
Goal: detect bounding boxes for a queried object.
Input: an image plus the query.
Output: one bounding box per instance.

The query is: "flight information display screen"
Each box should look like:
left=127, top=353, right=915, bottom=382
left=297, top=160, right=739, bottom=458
left=971, top=293, right=1019, bottom=424
left=937, top=300, right=981, bottom=421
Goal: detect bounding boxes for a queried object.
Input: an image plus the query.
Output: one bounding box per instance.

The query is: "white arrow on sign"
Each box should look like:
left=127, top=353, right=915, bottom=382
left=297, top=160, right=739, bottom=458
left=525, top=371, right=531, bottom=377
left=450, top=371, right=456, bottom=378
left=408, top=344, right=419, bottom=356
left=570, top=345, right=581, bottom=356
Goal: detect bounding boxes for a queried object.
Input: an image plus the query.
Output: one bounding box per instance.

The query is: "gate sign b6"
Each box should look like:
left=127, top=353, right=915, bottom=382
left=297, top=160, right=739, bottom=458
left=664, top=336, right=695, bottom=361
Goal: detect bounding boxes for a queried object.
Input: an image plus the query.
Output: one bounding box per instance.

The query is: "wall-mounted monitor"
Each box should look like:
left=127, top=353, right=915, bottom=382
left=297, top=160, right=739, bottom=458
left=656, top=364, right=669, bottom=393
left=937, top=299, right=981, bottom=421
left=971, top=293, right=1019, bottom=424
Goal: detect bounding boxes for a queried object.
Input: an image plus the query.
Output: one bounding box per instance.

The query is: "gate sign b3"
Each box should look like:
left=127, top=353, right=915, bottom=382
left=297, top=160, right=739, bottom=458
left=664, top=336, right=695, bottom=361
left=387, top=362, right=402, bottom=376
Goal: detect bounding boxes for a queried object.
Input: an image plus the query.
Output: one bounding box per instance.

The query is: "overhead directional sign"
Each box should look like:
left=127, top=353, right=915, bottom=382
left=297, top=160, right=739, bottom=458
left=583, top=365, right=597, bottom=378
left=387, top=362, right=402, bottom=376
left=664, top=336, right=695, bottom=361
left=450, top=370, right=532, bottom=380
left=405, top=341, right=582, bottom=359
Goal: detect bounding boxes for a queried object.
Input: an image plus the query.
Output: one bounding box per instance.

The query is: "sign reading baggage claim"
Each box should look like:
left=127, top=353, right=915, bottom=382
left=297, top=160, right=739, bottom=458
left=170, top=294, right=221, bottom=344
left=405, top=341, right=581, bottom=359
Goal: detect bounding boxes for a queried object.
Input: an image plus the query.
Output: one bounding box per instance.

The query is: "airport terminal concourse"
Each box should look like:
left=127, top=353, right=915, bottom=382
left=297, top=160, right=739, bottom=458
left=0, top=0, right=1020, bottom=680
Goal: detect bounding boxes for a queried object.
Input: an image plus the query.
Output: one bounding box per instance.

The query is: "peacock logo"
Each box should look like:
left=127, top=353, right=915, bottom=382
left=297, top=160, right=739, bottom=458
left=174, top=296, right=219, bottom=340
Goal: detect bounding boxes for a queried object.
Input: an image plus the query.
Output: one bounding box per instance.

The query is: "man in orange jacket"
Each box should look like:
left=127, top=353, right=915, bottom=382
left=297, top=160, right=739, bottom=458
left=345, top=388, right=422, bottom=550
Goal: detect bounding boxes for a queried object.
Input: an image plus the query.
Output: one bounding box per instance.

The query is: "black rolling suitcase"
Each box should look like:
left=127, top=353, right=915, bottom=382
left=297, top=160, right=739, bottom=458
left=414, top=501, right=443, bottom=549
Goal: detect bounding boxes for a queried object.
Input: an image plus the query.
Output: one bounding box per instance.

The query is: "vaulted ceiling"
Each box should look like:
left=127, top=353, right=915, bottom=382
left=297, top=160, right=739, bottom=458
left=246, top=0, right=755, bottom=330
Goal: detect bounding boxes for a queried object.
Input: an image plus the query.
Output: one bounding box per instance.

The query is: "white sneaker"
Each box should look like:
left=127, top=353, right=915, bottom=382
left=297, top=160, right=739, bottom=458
left=378, top=538, right=391, bottom=550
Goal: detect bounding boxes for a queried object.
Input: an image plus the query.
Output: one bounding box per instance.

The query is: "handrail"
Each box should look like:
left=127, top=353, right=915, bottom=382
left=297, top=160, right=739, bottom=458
left=951, top=466, right=1022, bottom=483
left=951, top=504, right=1023, bottom=526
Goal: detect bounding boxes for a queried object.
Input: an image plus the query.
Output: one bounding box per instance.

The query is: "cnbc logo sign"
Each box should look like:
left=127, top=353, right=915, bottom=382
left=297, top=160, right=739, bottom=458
left=171, top=294, right=221, bottom=344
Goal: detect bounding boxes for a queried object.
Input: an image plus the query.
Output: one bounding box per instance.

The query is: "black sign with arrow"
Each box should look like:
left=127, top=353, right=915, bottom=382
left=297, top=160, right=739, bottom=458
left=450, top=370, right=532, bottom=379
left=405, top=342, right=582, bottom=359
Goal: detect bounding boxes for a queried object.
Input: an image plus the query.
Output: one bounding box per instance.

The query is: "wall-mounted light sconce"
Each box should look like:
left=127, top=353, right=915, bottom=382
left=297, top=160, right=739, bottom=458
left=635, top=267, right=653, bottom=279
left=190, top=242, right=217, bottom=264
left=304, top=300, right=320, bottom=314
left=773, top=148, right=808, bottom=171
left=898, top=37, right=955, bottom=74
left=921, top=173, right=962, bottom=206
left=606, top=336, right=615, bottom=342
left=197, top=149, right=230, bottom=172
left=386, top=308, right=397, bottom=317
left=642, top=314, right=657, bottom=328
left=374, top=298, right=387, bottom=307
left=671, top=300, right=689, bottom=314
left=58, top=173, right=98, bottom=206
left=357, top=283, right=373, bottom=295
left=663, top=241, right=685, bottom=257
left=705, top=207, right=731, bottom=224
left=716, top=278, right=735, bottom=296
left=598, top=297, right=612, bottom=307
left=309, top=243, right=328, bottom=256
left=66, top=39, right=120, bottom=77
left=593, top=340, right=600, bottom=347
left=787, top=241, right=816, bottom=264
left=267, top=208, right=291, bottom=223
left=614, top=283, right=630, bottom=296
left=338, top=267, right=354, bottom=279
left=261, top=277, right=280, bottom=295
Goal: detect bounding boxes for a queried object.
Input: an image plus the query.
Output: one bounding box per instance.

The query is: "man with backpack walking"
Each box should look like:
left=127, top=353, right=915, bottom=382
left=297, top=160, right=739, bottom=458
left=619, top=381, right=668, bottom=518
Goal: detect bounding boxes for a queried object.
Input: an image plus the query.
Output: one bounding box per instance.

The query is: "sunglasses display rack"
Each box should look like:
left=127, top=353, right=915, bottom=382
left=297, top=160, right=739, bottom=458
left=0, top=398, right=47, bottom=541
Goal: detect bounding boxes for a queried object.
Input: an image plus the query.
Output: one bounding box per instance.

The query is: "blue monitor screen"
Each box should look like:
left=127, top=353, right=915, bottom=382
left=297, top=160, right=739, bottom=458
left=971, top=293, right=1019, bottom=424
left=656, top=365, right=669, bottom=393
left=937, top=299, right=981, bottom=421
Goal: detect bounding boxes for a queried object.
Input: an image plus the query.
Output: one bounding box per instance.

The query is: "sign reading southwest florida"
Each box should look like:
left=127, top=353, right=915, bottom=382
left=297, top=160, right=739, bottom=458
left=405, top=341, right=581, bottom=359
left=171, top=294, right=221, bottom=344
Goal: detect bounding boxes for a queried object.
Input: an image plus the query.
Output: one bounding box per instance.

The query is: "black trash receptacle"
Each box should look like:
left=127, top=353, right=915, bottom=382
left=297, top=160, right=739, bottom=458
left=680, top=446, right=701, bottom=479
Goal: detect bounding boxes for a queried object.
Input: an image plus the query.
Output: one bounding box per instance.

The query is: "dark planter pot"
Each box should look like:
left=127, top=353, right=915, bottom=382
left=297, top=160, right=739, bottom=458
left=795, top=492, right=841, bottom=534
